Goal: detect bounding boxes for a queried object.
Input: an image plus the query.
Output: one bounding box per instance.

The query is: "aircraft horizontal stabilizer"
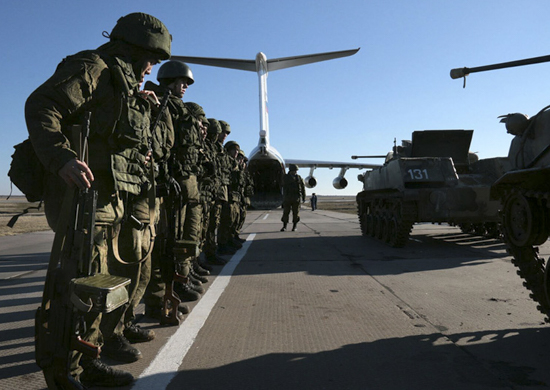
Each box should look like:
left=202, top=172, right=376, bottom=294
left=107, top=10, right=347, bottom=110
left=266, top=48, right=360, bottom=72
left=170, top=55, right=257, bottom=72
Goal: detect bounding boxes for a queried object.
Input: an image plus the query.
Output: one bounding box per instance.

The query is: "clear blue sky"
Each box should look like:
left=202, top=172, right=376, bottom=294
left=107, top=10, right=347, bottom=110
left=2, top=0, right=550, bottom=197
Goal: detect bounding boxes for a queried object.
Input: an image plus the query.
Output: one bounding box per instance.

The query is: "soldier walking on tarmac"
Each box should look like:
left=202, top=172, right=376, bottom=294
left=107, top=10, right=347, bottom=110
left=280, top=164, right=306, bottom=232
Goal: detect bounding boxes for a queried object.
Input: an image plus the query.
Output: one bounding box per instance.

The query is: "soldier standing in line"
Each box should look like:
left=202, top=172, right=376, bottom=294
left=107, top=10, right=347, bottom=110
left=99, top=80, right=174, bottom=359
left=280, top=164, right=306, bottom=232
left=201, top=118, right=225, bottom=265
left=217, top=140, right=242, bottom=254
left=234, top=150, right=253, bottom=243
left=204, top=119, right=232, bottom=263
left=141, top=62, right=206, bottom=324
left=25, top=13, right=171, bottom=387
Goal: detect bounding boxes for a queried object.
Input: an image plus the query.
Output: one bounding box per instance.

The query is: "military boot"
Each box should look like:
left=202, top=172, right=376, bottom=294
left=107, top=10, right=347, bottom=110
left=292, top=222, right=298, bottom=231
left=280, top=223, right=287, bottom=232
left=187, top=277, right=205, bottom=294
left=123, top=323, right=155, bottom=343
left=190, top=267, right=209, bottom=284
left=80, top=357, right=134, bottom=387
left=101, top=334, right=142, bottom=363
left=174, top=280, right=201, bottom=301
left=192, top=258, right=210, bottom=276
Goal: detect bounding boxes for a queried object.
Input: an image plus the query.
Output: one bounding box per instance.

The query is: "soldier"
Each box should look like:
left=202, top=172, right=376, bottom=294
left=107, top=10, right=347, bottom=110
left=235, top=150, right=253, bottom=242
left=280, top=164, right=306, bottom=231
left=218, top=140, right=242, bottom=254
left=25, top=13, right=171, bottom=387
left=101, top=82, right=174, bottom=349
left=204, top=119, right=231, bottom=264
left=142, top=62, right=205, bottom=323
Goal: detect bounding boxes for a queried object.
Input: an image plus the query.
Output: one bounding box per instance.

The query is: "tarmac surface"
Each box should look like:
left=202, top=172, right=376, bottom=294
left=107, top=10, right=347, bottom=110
left=1, top=208, right=550, bottom=389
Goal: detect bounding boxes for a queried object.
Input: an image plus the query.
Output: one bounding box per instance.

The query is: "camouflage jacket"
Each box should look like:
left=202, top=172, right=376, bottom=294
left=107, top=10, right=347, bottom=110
left=25, top=49, right=166, bottom=222
left=282, top=172, right=306, bottom=203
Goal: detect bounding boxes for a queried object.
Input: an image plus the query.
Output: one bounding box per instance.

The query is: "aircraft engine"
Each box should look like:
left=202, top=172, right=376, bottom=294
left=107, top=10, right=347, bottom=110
left=332, top=176, right=348, bottom=189
left=304, top=175, right=317, bottom=188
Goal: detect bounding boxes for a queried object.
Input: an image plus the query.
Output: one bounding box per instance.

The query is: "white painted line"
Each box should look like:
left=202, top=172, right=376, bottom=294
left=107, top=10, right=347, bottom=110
left=262, top=214, right=269, bottom=220
left=132, top=233, right=256, bottom=390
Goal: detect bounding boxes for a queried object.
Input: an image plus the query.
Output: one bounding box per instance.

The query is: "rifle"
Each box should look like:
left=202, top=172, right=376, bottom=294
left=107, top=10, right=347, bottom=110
left=450, top=53, right=550, bottom=87
left=35, top=113, right=131, bottom=389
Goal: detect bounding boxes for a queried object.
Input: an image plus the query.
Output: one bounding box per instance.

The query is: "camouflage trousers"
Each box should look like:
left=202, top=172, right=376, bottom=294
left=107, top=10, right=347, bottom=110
left=281, top=200, right=301, bottom=224
left=218, top=200, right=240, bottom=246
left=204, top=200, right=224, bottom=257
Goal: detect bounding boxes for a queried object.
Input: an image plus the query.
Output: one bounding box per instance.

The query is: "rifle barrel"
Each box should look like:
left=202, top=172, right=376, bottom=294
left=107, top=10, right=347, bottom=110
left=450, top=54, right=550, bottom=79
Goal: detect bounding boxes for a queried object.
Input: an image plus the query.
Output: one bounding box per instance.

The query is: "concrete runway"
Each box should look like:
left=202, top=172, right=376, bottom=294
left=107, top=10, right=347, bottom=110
left=1, top=208, right=549, bottom=390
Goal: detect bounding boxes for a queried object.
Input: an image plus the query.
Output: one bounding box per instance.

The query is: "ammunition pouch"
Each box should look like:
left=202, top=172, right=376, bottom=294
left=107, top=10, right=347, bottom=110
left=71, top=274, right=131, bottom=313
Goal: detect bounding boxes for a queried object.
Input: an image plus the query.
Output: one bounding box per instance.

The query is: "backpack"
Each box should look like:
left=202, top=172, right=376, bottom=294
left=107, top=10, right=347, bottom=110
left=8, top=138, right=45, bottom=202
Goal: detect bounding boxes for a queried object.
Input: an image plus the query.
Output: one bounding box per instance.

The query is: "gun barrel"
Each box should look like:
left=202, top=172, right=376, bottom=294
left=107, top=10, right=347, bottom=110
left=351, top=155, right=386, bottom=159
left=450, top=54, right=550, bottom=79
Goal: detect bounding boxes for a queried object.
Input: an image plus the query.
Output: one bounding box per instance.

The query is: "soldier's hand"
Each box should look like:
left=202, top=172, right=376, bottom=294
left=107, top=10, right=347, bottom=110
left=168, top=176, right=181, bottom=196
left=139, top=89, right=160, bottom=106
left=58, top=158, right=94, bottom=190
left=144, top=150, right=152, bottom=167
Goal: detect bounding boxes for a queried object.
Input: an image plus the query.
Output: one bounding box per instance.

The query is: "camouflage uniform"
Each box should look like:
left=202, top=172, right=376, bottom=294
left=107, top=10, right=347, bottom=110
left=235, top=152, right=253, bottom=240
left=281, top=164, right=306, bottom=231
left=204, top=119, right=231, bottom=262
left=218, top=141, right=242, bottom=253
left=24, top=12, right=171, bottom=385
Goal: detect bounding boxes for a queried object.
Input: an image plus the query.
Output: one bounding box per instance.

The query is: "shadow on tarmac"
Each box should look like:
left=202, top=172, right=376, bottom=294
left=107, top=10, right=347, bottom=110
left=138, top=327, right=550, bottom=390
left=234, top=230, right=508, bottom=278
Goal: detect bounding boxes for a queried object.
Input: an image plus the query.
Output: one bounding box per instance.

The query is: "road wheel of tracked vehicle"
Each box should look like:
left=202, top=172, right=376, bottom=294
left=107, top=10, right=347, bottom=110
left=375, top=215, right=386, bottom=240
left=359, top=212, right=367, bottom=236
left=503, top=193, right=541, bottom=247
left=366, top=214, right=375, bottom=236
left=386, top=217, right=399, bottom=246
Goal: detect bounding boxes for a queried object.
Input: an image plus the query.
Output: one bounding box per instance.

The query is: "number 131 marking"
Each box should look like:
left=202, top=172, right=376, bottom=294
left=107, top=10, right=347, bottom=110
left=407, top=169, right=429, bottom=180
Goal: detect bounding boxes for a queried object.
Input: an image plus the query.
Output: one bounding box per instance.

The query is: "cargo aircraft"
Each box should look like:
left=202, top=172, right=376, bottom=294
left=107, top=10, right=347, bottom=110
left=172, top=49, right=380, bottom=209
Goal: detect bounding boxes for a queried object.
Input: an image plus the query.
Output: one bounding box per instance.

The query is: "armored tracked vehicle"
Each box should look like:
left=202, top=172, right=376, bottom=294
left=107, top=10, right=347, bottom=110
left=356, top=129, right=509, bottom=247
left=491, top=107, right=550, bottom=319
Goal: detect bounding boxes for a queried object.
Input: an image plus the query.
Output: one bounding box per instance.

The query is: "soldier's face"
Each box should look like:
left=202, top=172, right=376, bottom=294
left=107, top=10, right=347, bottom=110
left=170, top=77, right=191, bottom=99
left=218, top=131, right=229, bottom=143
left=138, top=58, right=158, bottom=84
left=200, top=123, right=208, bottom=139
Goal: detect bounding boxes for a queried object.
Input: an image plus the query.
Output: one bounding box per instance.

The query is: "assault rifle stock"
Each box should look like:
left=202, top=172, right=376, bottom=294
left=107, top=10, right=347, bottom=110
left=35, top=113, right=131, bottom=389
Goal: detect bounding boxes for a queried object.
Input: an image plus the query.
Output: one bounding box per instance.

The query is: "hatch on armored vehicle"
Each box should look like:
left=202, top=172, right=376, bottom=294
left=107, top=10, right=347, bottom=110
left=356, top=129, right=509, bottom=247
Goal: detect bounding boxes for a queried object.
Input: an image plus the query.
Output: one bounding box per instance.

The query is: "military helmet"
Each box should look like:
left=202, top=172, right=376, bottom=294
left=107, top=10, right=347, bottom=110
left=207, top=118, right=222, bottom=134
left=288, top=164, right=299, bottom=172
left=184, top=102, right=205, bottom=119
left=224, top=140, right=240, bottom=151
left=219, top=120, right=231, bottom=134
left=109, top=13, right=171, bottom=60
left=158, top=61, right=194, bottom=84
